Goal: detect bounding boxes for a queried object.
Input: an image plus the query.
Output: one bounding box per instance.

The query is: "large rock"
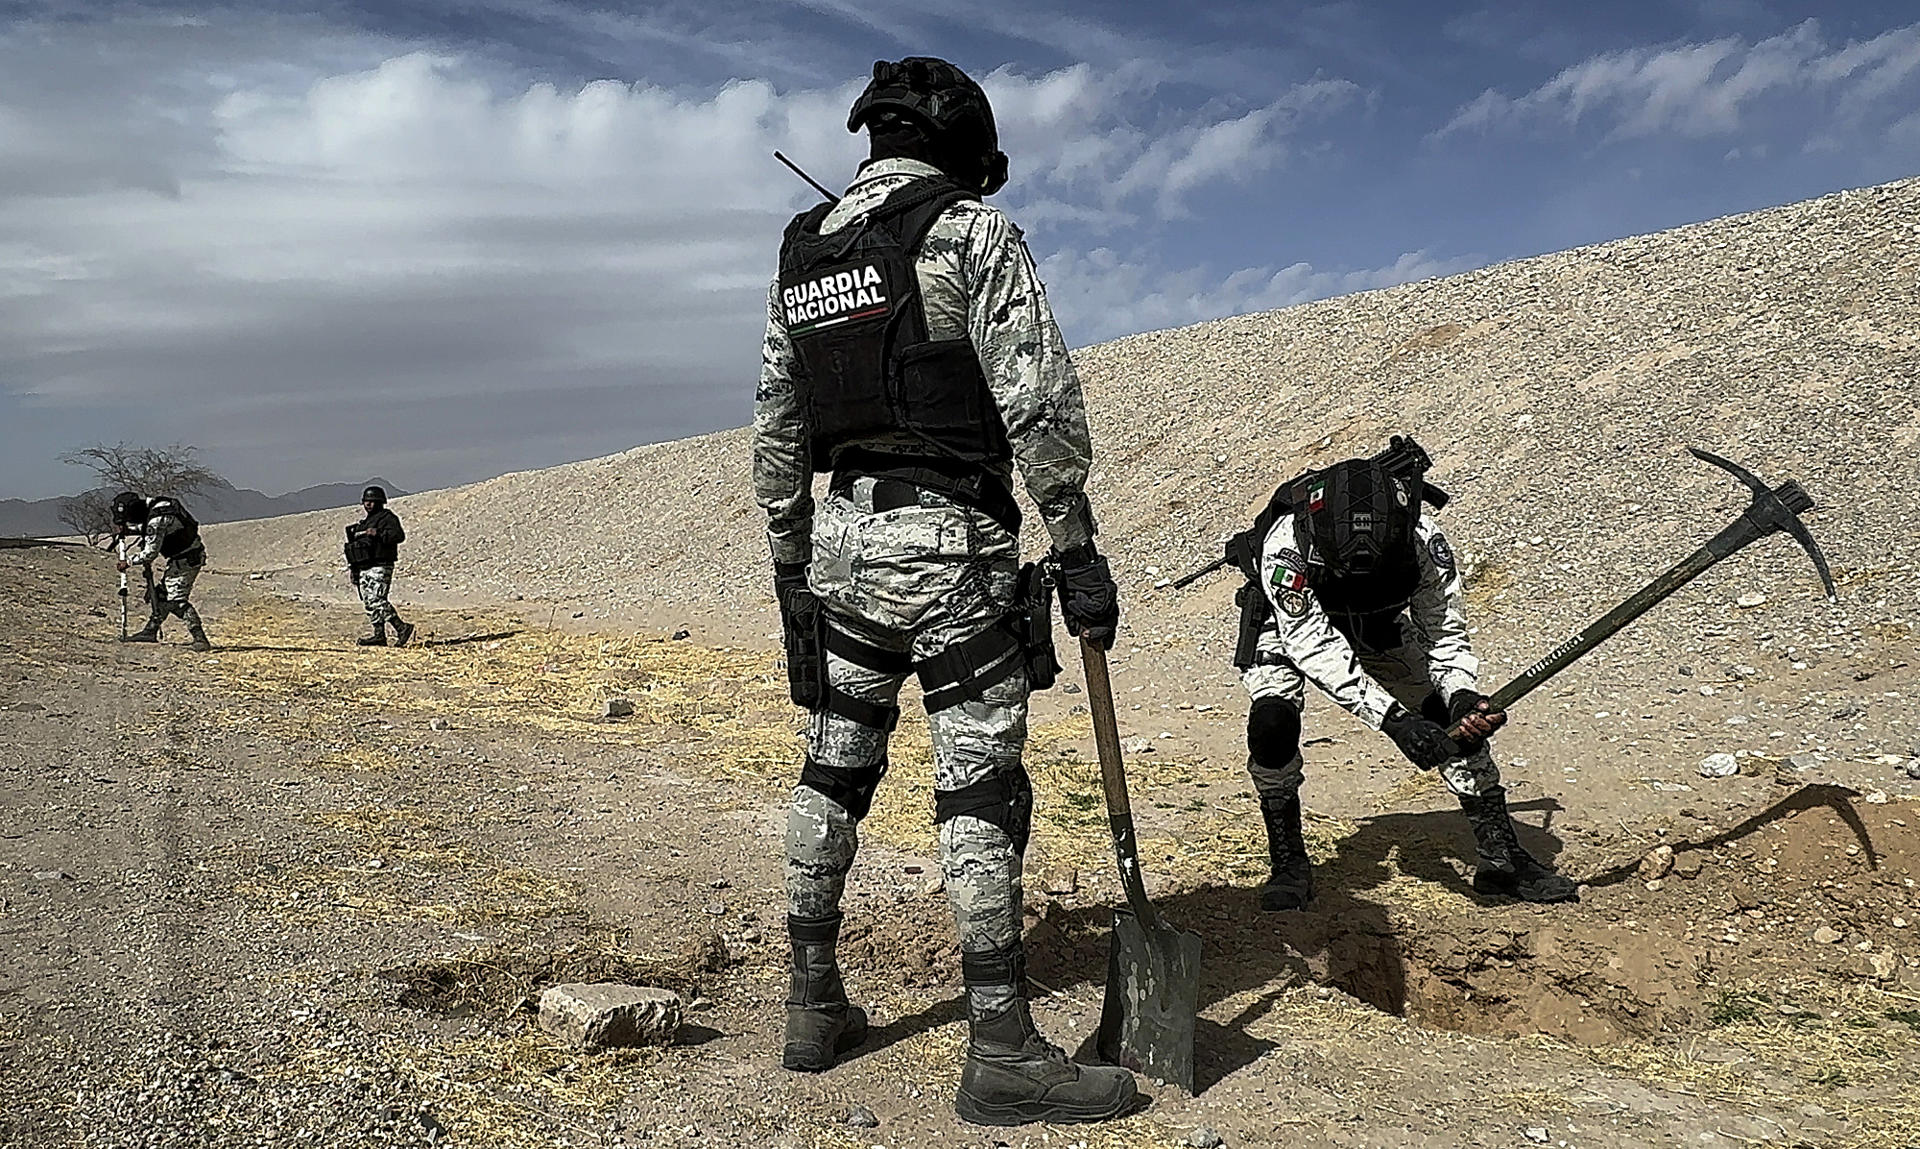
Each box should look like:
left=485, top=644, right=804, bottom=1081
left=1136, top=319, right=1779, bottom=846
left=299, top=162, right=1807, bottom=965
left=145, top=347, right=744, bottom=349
left=538, top=983, right=683, bottom=1051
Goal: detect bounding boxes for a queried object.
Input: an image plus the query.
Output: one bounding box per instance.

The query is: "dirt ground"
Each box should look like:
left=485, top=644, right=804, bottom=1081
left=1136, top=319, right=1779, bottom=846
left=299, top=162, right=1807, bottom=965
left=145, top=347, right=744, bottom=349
left=4, top=546, right=1920, bottom=1149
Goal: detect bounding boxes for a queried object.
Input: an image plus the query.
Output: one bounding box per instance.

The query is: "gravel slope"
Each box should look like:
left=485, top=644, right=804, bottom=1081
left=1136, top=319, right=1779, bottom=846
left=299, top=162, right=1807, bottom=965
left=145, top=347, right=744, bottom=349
left=208, top=176, right=1917, bottom=645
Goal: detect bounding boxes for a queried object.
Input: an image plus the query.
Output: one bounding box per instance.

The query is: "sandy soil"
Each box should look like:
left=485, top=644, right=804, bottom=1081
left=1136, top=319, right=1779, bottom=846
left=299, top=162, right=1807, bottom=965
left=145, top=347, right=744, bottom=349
left=6, top=546, right=1920, bottom=1149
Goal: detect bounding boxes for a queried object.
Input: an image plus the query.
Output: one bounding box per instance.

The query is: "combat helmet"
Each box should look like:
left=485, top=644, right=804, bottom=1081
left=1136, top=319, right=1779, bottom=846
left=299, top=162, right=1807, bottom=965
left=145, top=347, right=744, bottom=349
left=848, top=57, right=1009, bottom=195
left=361, top=485, right=387, bottom=505
left=110, top=491, right=148, bottom=526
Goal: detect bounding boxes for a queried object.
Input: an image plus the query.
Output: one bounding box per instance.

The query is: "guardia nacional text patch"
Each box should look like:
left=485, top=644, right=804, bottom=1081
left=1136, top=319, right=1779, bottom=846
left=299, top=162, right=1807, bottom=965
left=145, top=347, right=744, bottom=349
left=784, top=262, right=890, bottom=333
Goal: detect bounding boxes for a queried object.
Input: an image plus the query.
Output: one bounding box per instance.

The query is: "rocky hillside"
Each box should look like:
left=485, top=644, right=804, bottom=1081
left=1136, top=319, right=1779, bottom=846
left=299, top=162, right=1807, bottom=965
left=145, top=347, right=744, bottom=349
left=210, top=177, right=1919, bottom=684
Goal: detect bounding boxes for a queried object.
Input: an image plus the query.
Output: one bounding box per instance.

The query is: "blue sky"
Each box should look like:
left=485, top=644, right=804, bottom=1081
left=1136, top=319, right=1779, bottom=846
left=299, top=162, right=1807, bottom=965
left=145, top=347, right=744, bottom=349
left=3, top=1, right=1917, bottom=499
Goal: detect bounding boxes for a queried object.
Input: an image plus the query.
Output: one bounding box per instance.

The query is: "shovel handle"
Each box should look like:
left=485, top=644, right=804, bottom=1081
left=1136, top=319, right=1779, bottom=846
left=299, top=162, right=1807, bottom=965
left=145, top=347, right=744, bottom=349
left=1079, top=638, right=1158, bottom=927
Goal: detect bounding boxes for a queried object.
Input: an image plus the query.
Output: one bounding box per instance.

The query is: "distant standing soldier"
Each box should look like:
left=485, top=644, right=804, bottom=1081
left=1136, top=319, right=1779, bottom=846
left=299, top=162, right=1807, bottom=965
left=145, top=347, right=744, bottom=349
left=344, top=485, right=413, bottom=647
left=112, top=491, right=212, bottom=652
left=753, top=58, right=1137, bottom=1126
left=1225, top=438, right=1577, bottom=909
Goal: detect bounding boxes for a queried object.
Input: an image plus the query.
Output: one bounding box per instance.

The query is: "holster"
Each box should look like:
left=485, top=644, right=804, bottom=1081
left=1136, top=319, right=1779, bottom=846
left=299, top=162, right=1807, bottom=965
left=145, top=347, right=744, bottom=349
left=1016, top=562, right=1059, bottom=692
left=777, top=573, right=824, bottom=710
left=1232, top=580, right=1271, bottom=670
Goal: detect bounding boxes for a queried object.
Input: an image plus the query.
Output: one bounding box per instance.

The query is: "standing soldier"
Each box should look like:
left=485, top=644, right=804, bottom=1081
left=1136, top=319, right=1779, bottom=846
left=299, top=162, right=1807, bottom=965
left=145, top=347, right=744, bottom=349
left=344, top=485, right=413, bottom=647
left=753, top=58, right=1136, bottom=1126
left=112, top=491, right=212, bottom=652
left=1226, top=437, right=1577, bottom=909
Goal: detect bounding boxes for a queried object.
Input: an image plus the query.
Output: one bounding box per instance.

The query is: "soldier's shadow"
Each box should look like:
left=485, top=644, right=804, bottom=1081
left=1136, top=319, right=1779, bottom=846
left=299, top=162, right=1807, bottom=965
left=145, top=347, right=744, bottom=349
left=859, top=795, right=1570, bottom=1095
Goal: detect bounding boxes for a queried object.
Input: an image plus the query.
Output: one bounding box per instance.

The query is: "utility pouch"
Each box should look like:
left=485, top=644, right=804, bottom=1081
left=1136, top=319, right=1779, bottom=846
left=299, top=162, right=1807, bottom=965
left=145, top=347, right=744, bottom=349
left=1017, top=562, right=1060, bottom=692
left=344, top=527, right=376, bottom=568
left=1232, top=580, right=1272, bottom=670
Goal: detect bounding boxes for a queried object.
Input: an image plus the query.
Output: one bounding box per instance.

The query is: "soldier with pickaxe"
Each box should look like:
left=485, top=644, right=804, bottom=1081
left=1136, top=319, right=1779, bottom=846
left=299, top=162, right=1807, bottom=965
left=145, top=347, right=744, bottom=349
left=1177, top=439, right=1834, bottom=908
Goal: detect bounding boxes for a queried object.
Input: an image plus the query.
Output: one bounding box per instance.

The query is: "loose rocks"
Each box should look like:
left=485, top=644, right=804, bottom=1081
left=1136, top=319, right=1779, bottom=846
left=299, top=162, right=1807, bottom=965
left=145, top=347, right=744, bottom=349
left=537, top=984, right=683, bottom=1050
left=1699, top=753, right=1739, bottom=778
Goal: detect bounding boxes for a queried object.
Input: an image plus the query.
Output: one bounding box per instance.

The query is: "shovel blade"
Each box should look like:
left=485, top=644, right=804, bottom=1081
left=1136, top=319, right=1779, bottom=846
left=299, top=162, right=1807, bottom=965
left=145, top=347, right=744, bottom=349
left=1095, top=907, right=1202, bottom=1093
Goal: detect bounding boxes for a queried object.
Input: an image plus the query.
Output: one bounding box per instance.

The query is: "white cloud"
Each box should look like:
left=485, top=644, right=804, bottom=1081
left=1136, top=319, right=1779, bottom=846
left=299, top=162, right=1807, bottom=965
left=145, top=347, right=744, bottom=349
left=1436, top=18, right=1920, bottom=142
left=0, top=19, right=1373, bottom=492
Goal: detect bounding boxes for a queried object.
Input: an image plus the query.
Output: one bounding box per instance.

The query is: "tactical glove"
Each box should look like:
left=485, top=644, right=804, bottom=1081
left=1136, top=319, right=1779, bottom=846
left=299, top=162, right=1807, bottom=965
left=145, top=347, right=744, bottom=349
left=774, top=561, right=823, bottom=709
left=1051, top=542, right=1119, bottom=651
left=1380, top=703, right=1460, bottom=771
left=1446, top=688, right=1504, bottom=750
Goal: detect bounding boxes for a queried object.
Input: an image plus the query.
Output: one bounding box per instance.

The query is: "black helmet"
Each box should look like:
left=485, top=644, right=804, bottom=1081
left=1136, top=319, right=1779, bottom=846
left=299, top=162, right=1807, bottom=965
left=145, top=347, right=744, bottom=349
left=110, top=491, right=148, bottom=525
left=361, top=485, right=386, bottom=505
left=848, top=57, right=1009, bottom=195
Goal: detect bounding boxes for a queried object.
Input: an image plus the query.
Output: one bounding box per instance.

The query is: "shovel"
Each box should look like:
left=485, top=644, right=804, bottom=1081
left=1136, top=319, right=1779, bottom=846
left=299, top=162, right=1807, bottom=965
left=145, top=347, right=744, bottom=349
left=1079, top=638, right=1202, bottom=1091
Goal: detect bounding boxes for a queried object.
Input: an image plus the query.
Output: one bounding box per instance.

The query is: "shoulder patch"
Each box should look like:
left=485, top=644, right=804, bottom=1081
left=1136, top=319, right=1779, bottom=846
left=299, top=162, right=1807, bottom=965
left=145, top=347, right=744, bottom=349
left=1276, top=588, right=1310, bottom=618
left=1428, top=532, right=1456, bottom=571
left=1270, top=555, right=1307, bottom=592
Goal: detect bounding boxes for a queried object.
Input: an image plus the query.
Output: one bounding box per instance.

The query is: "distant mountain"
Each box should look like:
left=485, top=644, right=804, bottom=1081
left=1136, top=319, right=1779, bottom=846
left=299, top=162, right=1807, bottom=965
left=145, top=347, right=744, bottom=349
left=0, top=477, right=408, bottom=539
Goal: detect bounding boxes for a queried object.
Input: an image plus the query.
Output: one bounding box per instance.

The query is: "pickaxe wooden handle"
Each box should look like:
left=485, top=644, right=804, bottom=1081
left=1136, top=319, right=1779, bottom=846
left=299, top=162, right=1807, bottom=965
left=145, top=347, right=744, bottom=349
left=1448, top=448, right=1836, bottom=742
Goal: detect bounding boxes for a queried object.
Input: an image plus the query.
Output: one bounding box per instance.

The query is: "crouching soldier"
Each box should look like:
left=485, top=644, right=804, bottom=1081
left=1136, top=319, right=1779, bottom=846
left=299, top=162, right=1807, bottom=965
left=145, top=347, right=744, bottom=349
left=112, top=491, right=212, bottom=651
left=1222, top=437, right=1577, bottom=908
left=344, top=485, right=413, bottom=647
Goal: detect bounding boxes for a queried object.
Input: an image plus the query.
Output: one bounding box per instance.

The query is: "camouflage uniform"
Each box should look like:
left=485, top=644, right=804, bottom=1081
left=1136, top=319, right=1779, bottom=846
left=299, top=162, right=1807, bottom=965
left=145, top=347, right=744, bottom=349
left=356, top=566, right=397, bottom=626
left=1243, top=510, right=1498, bottom=797
left=756, top=157, right=1096, bottom=1004
left=124, top=509, right=208, bottom=644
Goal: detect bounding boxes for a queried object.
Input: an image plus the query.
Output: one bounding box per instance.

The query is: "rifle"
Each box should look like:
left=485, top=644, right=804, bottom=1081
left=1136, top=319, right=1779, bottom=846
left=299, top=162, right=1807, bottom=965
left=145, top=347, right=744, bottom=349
left=1171, top=434, right=1450, bottom=589
left=773, top=151, right=839, bottom=204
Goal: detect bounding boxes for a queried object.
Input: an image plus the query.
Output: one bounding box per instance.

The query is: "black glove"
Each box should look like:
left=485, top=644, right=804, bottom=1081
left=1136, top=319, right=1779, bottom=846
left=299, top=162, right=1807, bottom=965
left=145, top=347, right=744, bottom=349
left=1051, top=542, right=1119, bottom=651
left=774, top=561, right=822, bottom=709
left=1446, top=689, right=1503, bottom=752
left=1380, top=703, right=1460, bottom=771
left=1446, top=689, right=1489, bottom=724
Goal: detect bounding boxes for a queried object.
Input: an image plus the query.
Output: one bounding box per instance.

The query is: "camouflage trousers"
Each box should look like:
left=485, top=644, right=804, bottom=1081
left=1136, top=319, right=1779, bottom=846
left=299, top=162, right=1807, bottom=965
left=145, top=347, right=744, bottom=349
left=144, top=551, right=205, bottom=631
left=356, top=565, right=401, bottom=627
left=787, top=478, right=1030, bottom=976
left=1242, top=623, right=1500, bottom=798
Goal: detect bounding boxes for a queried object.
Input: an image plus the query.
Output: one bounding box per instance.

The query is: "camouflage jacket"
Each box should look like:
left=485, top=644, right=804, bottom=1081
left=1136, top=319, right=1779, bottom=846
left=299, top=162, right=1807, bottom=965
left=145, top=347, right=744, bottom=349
left=123, top=510, right=198, bottom=567
left=1257, top=511, right=1479, bottom=728
left=752, top=158, right=1098, bottom=564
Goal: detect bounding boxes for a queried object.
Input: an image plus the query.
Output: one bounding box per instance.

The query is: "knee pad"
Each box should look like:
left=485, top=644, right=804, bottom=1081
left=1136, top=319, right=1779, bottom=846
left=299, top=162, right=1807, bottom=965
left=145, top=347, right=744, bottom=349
left=1247, top=697, right=1302, bottom=771
left=933, top=766, right=1033, bottom=855
left=798, top=756, right=886, bottom=822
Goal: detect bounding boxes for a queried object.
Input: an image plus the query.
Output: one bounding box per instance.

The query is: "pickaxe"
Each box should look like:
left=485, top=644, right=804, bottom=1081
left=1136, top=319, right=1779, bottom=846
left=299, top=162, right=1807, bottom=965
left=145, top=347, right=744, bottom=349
left=1446, top=448, right=1836, bottom=744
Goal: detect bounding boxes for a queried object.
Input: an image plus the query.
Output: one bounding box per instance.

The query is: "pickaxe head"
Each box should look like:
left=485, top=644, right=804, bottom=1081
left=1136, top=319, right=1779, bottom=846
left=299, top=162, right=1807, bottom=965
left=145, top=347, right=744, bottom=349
left=1688, top=447, right=1837, bottom=602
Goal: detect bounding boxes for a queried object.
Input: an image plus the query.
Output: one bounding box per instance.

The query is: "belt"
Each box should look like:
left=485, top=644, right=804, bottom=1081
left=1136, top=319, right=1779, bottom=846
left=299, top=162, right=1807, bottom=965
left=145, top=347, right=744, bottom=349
left=829, top=457, right=1021, bottom=535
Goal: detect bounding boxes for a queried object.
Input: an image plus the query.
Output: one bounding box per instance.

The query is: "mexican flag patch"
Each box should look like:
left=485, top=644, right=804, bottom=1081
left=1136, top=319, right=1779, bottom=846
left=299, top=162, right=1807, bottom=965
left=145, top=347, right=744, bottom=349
left=1307, top=482, right=1327, bottom=513
left=1271, top=565, right=1307, bottom=591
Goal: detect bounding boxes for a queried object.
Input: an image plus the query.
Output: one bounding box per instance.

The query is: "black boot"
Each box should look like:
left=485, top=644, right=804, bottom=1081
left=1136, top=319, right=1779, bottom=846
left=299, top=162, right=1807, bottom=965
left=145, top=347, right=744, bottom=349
left=391, top=619, right=415, bottom=648
left=182, top=606, right=210, bottom=652
left=1257, top=792, right=1314, bottom=912
left=120, top=625, right=159, bottom=644
left=357, top=624, right=388, bottom=647
left=783, top=913, right=867, bottom=1071
left=954, top=943, right=1137, bottom=1126
left=1459, top=785, right=1579, bottom=903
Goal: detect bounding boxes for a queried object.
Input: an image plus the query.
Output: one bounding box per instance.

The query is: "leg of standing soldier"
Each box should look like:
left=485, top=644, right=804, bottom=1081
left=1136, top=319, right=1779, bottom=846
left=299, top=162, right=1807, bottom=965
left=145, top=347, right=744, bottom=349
left=781, top=608, right=907, bottom=1071
left=357, top=567, right=392, bottom=646
left=921, top=611, right=1135, bottom=1126
left=1359, top=641, right=1576, bottom=903
left=1241, top=639, right=1313, bottom=911
left=162, top=560, right=210, bottom=651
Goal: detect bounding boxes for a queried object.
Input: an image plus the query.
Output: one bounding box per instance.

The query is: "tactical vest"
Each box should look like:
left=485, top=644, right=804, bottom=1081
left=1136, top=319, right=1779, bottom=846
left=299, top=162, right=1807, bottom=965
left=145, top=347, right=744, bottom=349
left=146, top=496, right=202, bottom=559
left=777, top=177, right=1011, bottom=475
